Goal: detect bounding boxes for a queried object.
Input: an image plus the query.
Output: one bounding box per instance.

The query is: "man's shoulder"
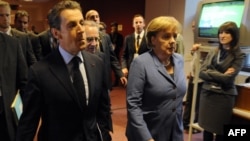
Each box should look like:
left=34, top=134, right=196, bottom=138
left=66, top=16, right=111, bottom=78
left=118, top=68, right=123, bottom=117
left=38, top=29, right=49, bottom=38
left=0, top=33, right=20, bottom=48
left=0, top=32, right=16, bottom=41
left=11, top=28, right=28, bottom=37
left=27, top=31, right=38, bottom=38
left=83, top=51, right=102, bottom=60
left=124, top=33, right=134, bottom=41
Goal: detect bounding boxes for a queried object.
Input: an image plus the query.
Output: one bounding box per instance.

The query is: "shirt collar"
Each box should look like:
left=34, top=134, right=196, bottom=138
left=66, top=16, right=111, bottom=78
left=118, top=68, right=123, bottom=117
left=0, top=26, right=12, bottom=36
left=58, top=46, right=83, bottom=65
left=135, top=30, right=144, bottom=38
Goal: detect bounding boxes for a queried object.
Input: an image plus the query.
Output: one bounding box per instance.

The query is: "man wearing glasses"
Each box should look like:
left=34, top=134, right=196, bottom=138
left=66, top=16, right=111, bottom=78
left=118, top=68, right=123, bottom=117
left=85, top=10, right=127, bottom=88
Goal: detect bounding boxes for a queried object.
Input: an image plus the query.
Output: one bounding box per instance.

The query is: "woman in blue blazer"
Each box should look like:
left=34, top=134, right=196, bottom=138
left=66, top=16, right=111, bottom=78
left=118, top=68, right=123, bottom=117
left=126, top=16, right=186, bottom=141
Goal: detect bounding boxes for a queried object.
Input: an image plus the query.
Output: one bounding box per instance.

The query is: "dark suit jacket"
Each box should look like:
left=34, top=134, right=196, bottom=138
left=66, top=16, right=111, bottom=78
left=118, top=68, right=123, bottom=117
left=38, top=29, right=56, bottom=59
left=108, top=32, right=124, bottom=59
left=27, top=31, right=42, bottom=61
left=121, top=33, right=150, bottom=70
left=0, top=33, right=28, bottom=141
left=200, top=47, right=246, bottom=95
left=16, top=49, right=112, bottom=141
left=99, top=32, right=123, bottom=89
left=11, top=28, right=37, bottom=67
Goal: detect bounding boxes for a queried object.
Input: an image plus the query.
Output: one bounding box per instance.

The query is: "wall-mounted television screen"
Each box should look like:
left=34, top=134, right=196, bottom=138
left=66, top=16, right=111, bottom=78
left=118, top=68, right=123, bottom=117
left=194, top=0, right=250, bottom=47
left=195, top=0, right=250, bottom=72
left=198, top=1, right=244, bottom=38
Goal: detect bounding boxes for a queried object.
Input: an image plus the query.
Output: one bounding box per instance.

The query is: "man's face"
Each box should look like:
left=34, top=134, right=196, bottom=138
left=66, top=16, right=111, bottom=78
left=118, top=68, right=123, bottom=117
left=133, top=16, right=145, bottom=33
left=0, top=6, right=11, bottom=31
left=85, top=25, right=99, bottom=54
left=15, top=16, right=29, bottom=32
left=53, top=9, right=86, bottom=55
left=87, top=11, right=100, bottom=24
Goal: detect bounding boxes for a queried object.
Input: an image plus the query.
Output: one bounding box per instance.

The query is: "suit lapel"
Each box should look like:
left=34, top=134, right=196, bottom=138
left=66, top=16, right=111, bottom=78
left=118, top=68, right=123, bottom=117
left=138, top=35, right=147, bottom=53
left=81, top=51, right=97, bottom=104
left=99, top=32, right=106, bottom=52
left=48, top=50, right=84, bottom=110
left=151, top=52, right=176, bottom=86
left=130, top=34, right=136, bottom=53
left=0, top=34, right=6, bottom=70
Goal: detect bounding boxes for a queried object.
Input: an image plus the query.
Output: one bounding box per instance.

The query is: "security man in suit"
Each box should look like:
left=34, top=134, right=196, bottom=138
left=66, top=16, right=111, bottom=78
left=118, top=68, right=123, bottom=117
left=0, top=32, right=28, bottom=141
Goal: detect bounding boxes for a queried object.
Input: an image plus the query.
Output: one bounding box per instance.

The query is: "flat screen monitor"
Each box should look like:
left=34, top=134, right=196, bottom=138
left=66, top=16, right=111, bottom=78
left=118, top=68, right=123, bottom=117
left=194, top=0, right=250, bottom=47
left=198, top=1, right=244, bottom=38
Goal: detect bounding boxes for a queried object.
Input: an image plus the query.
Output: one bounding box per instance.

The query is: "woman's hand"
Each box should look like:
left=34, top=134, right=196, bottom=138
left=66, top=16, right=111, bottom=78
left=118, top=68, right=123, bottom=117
left=224, top=67, right=235, bottom=74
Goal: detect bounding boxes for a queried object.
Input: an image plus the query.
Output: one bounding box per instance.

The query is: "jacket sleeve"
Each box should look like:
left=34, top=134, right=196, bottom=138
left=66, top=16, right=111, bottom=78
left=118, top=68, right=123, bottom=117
left=199, top=50, right=246, bottom=84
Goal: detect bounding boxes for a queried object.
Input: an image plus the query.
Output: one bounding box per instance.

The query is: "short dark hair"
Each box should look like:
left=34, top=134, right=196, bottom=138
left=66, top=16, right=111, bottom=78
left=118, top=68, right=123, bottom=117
left=47, top=0, right=82, bottom=30
left=111, top=22, right=118, bottom=27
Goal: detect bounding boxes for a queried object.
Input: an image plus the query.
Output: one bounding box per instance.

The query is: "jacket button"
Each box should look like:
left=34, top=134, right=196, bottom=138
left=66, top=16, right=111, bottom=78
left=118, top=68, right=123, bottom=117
left=172, top=108, right=176, bottom=112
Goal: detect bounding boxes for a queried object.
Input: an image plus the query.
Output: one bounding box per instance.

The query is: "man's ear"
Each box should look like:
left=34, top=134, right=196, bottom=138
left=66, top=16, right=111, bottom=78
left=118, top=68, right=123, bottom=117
left=51, top=28, right=61, bottom=40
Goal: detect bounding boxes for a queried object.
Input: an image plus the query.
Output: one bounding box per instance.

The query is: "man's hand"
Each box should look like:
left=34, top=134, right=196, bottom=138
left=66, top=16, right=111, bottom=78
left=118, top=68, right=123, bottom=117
left=191, top=43, right=202, bottom=55
left=122, top=68, right=128, bottom=77
left=120, top=77, right=127, bottom=87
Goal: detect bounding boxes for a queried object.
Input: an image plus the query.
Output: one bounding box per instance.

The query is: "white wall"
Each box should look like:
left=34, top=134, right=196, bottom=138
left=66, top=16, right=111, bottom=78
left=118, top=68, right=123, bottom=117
left=145, top=0, right=184, bottom=26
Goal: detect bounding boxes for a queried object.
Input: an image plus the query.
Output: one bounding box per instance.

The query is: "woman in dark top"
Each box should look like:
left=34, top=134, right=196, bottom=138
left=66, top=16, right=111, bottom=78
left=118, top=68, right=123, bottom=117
left=198, top=21, right=246, bottom=141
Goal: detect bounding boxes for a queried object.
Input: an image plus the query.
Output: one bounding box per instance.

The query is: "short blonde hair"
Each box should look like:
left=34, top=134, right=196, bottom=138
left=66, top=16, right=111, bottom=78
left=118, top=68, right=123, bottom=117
left=0, top=0, right=11, bottom=10
left=146, top=16, right=181, bottom=47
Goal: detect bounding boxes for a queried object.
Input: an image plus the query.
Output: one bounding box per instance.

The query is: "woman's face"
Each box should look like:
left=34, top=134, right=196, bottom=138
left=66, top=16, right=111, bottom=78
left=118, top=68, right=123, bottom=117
left=219, top=31, right=232, bottom=49
left=151, top=29, right=177, bottom=56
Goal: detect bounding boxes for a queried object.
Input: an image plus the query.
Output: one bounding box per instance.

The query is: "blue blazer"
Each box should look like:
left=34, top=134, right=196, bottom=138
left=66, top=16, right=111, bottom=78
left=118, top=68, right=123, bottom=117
left=126, top=51, right=186, bottom=141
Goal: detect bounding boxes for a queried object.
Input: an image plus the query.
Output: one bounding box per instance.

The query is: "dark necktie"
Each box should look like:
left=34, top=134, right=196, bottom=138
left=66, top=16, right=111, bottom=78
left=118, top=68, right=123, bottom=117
left=136, top=35, right=140, bottom=53
left=72, top=56, right=86, bottom=106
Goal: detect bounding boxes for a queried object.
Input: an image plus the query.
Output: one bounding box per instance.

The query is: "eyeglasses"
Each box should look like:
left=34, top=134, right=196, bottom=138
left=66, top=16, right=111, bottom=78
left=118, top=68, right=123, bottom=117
left=86, top=37, right=100, bottom=43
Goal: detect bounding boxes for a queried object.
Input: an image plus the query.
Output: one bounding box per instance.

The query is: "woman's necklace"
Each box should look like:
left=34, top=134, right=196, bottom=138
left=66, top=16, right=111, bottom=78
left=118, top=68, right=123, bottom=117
left=163, top=59, right=170, bottom=67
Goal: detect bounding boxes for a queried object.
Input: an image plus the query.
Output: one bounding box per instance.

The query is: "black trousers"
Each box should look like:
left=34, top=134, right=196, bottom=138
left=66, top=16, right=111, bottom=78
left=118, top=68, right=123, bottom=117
left=0, top=111, right=11, bottom=141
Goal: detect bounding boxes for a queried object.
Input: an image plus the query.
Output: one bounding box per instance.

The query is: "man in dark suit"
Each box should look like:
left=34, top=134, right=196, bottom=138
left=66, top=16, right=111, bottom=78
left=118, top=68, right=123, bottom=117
left=83, top=20, right=112, bottom=129
left=109, top=21, right=124, bottom=60
left=109, top=22, right=124, bottom=86
left=0, top=32, right=28, bottom=141
left=16, top=1, right=112, bottom=141
left=14, top=10, right=43, bottom=61
left=85, top=10, right=127, bottom=89
left=0, top=1, right=37, bottom=67
left=121, top=14, right=150, bottom=77
left=38, top=28, right=58, bottom=59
